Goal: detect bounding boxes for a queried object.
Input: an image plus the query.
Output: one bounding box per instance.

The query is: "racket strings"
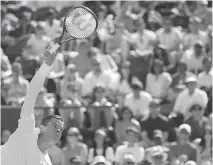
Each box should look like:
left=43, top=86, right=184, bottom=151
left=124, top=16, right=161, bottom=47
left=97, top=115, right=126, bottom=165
left=65, top=7, right=97, bottom=38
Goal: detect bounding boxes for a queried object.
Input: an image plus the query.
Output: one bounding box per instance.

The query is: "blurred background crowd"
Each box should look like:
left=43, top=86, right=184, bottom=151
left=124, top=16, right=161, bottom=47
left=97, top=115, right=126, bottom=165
left=1, top=1, right=212, bottom=165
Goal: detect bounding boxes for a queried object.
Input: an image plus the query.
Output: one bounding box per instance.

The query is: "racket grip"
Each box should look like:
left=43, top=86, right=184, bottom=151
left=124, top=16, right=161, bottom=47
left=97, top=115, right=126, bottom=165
left=49, top=43, right=60, bottom=54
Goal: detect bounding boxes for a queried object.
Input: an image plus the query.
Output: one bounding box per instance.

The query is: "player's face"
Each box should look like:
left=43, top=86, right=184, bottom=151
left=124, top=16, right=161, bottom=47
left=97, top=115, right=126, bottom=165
left=44, top=119, right=64, bottom=143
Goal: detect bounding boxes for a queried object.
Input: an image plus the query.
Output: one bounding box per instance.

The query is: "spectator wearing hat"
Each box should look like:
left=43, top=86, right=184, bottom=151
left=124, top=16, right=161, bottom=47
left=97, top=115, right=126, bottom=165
left=156, top=14, right=183, bottom=53
left=141, top=99, right=170, bottom=147
left=185, top=104, right=208, bottom=141
left=183, top=17, right=209, bottom=50
left=173, top=76, right=208, bottom=118
left=82, top=57, right=112, bottom=96
left=115, top=126, right=145, bottom=165
left=115, top=106, right=141, bottom=144
left=197, top=57, right=212, bottom=93
left=88, top=129, right=114, bottom=165
left=146, top=59, right=172, bottom=99
left=124, top=78, right=152, bottom=119
left=4, top=62, right=29, bottom=105
left=170, top=124, right=197, bottom=162
left=181, top=40, right=207, bottom=74
left=90, top=155, right=110, bottom=165
left=63, top=127, right=88, bottom=165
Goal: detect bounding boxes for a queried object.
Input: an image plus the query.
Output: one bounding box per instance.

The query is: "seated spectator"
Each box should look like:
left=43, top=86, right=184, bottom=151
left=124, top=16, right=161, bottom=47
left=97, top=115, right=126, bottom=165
left=173, top=76, right=208, bottom=118
left=63, top=127, right=88, bottom=165
left=15, top=44, right=40, bottom=82
left=88, top=129, right=114, bottom=164
left=60, top=64, right=83, bottom=101
left=90, top=155, right=110, bottom=165
left=183, top=17, right=208, bottom=50
left=34, top=87, right=55, bottom=127
left=1, top=129, right=11, bottom=145
left=170, top=124, right=197, bottom=162
left=115, top=127, right=145, bottom=165
left=68, top=40, right=96, bottom=78
left=88, top=84, right=115, bottom=130
left=181, top=40, right=207, bottom=74
left=185, top=104, right=208, bottom=141
left=48, top=144, right=64, bottom=165
left=146, top=59, right=172, bottom=99
left=197, top=57, right=212, bottom=93
left=26, top=21, right=51, bottom=59
left=43, top=9, right=61, bottom=40
left=124, top=78, right=152, bottom=119
left=4, top=62, right=29, bottom=105
left=141, top=100, right=170, bottom=147
left=1, top=48, right=12, bottom=80
left=82, top=57, right=112, bottom=96
left=156, top=14, right=183, bottom=53
left=115, top=106, right=141, bottom=144
left=185, top=160, right=197, bottom=165
left=122, top=154, right=137, bottom=165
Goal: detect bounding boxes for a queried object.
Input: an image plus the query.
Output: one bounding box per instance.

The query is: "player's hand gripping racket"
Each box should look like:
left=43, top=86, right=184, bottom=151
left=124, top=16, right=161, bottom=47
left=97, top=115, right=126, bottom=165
left=49, top=6, right=98, bottom=54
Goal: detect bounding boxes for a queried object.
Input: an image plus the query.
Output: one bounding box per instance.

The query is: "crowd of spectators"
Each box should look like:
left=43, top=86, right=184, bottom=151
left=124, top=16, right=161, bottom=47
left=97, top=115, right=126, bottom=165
left=1, top=1, right=212, bottom=165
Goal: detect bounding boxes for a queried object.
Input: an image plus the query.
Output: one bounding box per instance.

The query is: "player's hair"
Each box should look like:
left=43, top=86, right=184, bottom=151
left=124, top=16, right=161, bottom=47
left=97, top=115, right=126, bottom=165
left=41, top=115, right=64, bottom=126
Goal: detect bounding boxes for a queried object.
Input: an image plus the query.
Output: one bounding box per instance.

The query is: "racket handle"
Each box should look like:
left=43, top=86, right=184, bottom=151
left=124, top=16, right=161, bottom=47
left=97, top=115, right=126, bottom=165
left=49, top=43, right=60, bottom=54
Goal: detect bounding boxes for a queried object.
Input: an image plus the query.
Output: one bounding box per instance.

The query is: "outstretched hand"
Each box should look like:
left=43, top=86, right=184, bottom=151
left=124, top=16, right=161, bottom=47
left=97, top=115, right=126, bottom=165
left=43, top=48, right=57, bottom=66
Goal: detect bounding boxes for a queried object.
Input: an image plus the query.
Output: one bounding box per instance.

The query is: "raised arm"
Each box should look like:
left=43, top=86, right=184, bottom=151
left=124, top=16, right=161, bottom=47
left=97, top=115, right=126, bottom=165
left=20, top=49, right=56, bottom=119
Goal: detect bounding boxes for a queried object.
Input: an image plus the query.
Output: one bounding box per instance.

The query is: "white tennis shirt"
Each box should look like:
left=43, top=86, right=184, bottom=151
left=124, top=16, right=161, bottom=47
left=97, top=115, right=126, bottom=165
left=1, top=63, right=52, bottom=165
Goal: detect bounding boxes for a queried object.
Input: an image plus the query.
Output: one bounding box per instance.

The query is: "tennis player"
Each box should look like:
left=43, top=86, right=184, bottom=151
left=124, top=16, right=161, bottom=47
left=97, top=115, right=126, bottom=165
left=1, top=48, right=64, bottom=165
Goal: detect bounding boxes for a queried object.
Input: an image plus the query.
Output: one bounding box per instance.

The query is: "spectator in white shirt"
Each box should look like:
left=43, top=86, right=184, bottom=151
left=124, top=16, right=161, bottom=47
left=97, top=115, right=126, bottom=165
left=183, top=17, right=208, bottom=50
left=115, top=127, right=145, bottom=165
left=173, top=76, right=208, bottom=118
left=181, top=40, right=207, bottom=74
left=146, top=59, right=172, bottom=99
left=197, top=57, right=212, bottom=92
left=82, top=57, right=112, bottom=96
left=124, top=78, right=153, bottom=120
left=156, top=15, right=183, bottom=53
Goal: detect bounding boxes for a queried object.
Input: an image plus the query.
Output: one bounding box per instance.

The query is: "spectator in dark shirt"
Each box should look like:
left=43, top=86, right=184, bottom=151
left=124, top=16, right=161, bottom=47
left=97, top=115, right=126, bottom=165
left=170, top=124, right=197, bottom=162
left=185, top=104, right=208, bottom=141
left=141, top=99, right=169, bottom=147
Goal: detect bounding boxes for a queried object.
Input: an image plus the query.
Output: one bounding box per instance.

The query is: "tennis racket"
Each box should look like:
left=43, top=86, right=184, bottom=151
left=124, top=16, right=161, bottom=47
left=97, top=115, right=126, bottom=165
left=49, top=6, right=98, bottom=54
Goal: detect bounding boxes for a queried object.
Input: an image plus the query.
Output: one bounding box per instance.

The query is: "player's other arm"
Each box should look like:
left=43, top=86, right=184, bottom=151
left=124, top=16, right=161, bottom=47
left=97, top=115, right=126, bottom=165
left=20, top=49, right=56, bottom=119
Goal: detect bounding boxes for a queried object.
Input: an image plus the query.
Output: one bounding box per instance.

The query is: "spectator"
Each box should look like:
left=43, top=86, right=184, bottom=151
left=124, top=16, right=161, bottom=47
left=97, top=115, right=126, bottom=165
left=170, top=124, right=197, bottom=162
left=115, top=127, right=145, bottom=165
left=26, top=21, right=52, bottom=59
left=60, top=64, right=83, bottom=101
left=124, top=78, right=152, bottom=119
left=88, top=129, right=114, bottom=164
left=183, top=17, right=208, bottom=50
left=156, top=14, right=183, bottom=53
left=48, top=144, right=65, bottom=165
left=90, top=155, right=110, bottom=165
left=63, top=127, right=88, bottom=165
left=115, top=106, right=141, bottom=144
left=82, top=57, right=112, bottom=96
left=197, top=57, right=212, bottom=92
left=185, top=161, right=197, bottom=165
left=146, top=59, right=172, bottom=99
left=69, top=156, right=82, bottom=165
left=141, top=99, right=170, bottom=147
left=185, top=104, right=208, bottom=141
left=173, top=76, right=208, bottom=118
left=4, top=62, right=29, bottom=105
left=181, top=40, right=207, bottom=74
left=43, top=8, right=61, bottom=40
left=1, top=129, right=11, bottom=145
left=68, top=40, right=95, bottom=78
left=1, top=48, right=12, bottom=80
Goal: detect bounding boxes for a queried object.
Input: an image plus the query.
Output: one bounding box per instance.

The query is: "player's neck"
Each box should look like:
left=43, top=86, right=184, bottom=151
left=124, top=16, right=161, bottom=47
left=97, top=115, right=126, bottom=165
left=37, top=135, right=53, bottom=154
